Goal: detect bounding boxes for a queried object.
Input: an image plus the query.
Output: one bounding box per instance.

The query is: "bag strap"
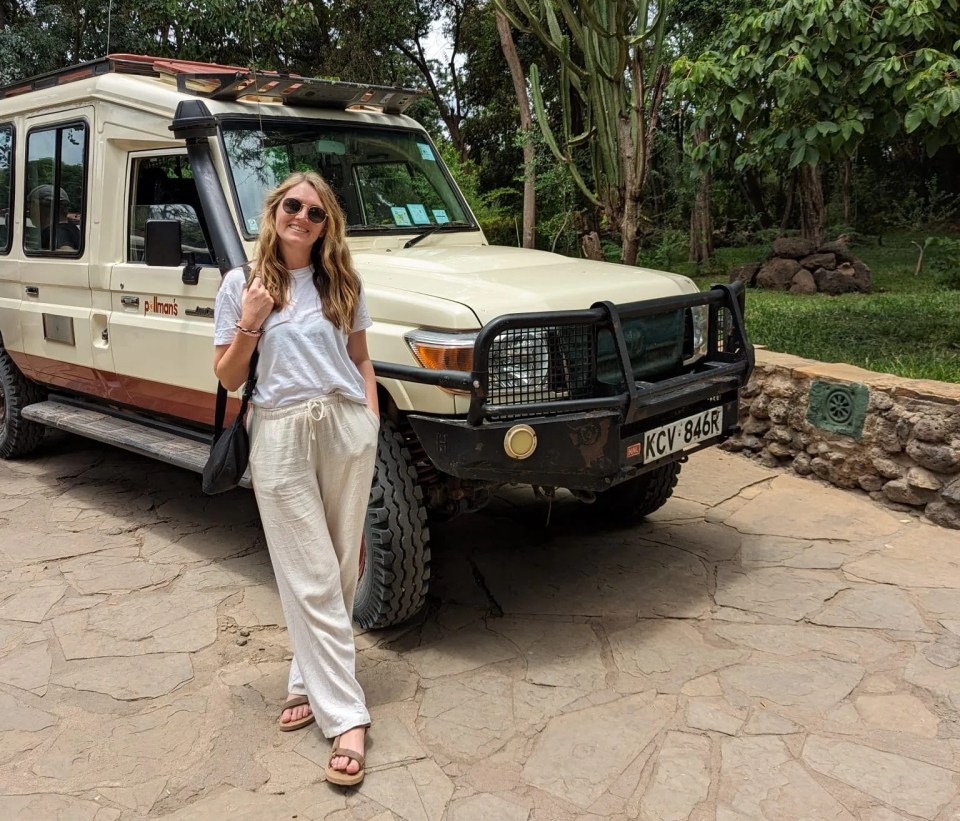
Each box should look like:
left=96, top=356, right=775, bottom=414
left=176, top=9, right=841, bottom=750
left=213, top=262, right=260, bottom=442
left=212, top=350, right=258, bottom=442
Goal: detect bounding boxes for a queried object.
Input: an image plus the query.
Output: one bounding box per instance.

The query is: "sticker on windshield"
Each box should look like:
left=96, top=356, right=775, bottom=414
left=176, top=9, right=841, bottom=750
left=391, top=206, right=412, bottom=226
left=246, top=217, right=259, bottom=232
left=432, top=209, right=449, bottom=224
left=407, top=204, right=430, bottom=224
left=417, top=143, right=436, bottom=161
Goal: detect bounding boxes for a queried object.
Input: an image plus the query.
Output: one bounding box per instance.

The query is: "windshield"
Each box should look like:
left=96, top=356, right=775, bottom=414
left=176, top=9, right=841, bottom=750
left=221, top=120, right=475, bottom=236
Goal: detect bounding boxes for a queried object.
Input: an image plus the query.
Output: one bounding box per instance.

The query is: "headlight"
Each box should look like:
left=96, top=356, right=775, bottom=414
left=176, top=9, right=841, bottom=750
left=405, top=330, right=477, bottom=394
left=489, top=329, right=551, bottom=395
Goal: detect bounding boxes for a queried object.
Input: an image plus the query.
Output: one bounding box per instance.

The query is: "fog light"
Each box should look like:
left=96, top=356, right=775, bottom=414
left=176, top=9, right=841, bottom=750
left=504, top=424, right=537, bottom=460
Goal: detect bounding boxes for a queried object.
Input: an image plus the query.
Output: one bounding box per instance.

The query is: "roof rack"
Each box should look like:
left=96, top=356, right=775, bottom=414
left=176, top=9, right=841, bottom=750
left=0, top=54, right=423, bottom=115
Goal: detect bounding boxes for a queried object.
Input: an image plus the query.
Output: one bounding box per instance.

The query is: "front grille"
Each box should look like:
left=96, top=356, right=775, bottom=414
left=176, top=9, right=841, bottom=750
left=487, top=324, right=595, bottom=405
left=486, top=311, right=684, bottom=408
left=461, top=284, right=750, bottom=424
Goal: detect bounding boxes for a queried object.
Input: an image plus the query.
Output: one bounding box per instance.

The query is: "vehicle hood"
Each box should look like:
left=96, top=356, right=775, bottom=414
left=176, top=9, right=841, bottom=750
left=354, top=244, right=696, bottom=326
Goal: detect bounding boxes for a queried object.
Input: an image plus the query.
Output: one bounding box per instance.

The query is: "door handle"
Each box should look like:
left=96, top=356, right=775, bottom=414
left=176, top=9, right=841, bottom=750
left=121, top=296, right=140, bottom=307
left=185, top=306, right=214, bottom=318
left=25, top=286, right=39, bottom=297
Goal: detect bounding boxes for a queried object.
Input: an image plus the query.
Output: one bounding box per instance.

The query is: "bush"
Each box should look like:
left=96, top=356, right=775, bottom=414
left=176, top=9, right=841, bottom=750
left=930, top=237, right=960, bottom=291
left=885, top=177, right=960, bottom=231
left=636, top=228, right=689, bottom=270
left=481, top=215, right=520, bottom=247
left=437, top=141, right=517, bottom=244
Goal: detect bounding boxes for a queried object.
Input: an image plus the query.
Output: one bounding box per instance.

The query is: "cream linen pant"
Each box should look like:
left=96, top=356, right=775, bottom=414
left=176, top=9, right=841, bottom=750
left=248, top=394, right=378, bottom=738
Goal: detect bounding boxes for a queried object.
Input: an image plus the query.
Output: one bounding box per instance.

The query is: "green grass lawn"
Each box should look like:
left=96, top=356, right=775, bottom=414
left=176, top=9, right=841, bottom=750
left=671, top=232, right=960, bottom=383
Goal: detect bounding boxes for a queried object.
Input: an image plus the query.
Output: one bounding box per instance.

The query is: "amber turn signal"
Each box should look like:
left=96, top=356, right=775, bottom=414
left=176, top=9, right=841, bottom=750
left=407, top=341, right=475, bottom=373
left=405, top=330, right=476, bottom=373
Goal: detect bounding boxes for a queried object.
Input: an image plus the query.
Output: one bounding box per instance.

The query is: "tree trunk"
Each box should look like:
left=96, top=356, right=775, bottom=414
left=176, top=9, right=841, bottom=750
left=741, top=169, right=770, bottom=228
left=496, top=10, right=536, bottom=249
left=580, top=231, right=603, bottom=260
left=797, top=163, right=825, bottom=246
left=618, top=108, right=642, bottom=265
left=841, top=158, right=853, bottom=227
left=688, top=182, right=713, bottom=264
left=620, top=193, right=640, bottom=265
left=688, top=130, right=713, bottom=264
left=780, top=173, right=795, bottom=234
left=396, top=42, right=469, bottom=163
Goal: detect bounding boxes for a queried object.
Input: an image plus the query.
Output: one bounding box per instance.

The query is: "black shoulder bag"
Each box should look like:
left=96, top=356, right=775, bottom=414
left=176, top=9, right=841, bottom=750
left=202, top=349, right=259, bottom=495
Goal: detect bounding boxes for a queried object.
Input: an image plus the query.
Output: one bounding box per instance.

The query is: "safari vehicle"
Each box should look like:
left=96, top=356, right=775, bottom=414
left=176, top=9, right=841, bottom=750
left=0, top=55, right=752, bottom=628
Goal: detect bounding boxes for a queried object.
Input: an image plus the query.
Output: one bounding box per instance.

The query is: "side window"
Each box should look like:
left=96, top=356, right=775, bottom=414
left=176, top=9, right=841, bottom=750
left=24, top=122, right=86, bottom=255
left=128, top=155, right=212, bottom=265
left=0, top=124, right=13, bottom=254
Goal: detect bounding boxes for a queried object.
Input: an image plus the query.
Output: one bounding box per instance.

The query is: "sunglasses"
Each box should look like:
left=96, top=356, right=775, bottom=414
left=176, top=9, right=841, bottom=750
left=281, top=197, right=328, bottom=224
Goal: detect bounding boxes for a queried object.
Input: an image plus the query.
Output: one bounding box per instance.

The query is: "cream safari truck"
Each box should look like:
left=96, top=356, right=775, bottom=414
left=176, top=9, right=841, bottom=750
left=0, top=55, right=753, bottom=628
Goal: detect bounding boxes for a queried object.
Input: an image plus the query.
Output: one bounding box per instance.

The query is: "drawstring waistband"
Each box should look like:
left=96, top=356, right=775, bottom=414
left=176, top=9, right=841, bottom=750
left=251, top=393, right=351, bottom=420
left=249, top=394, right=364, bottom=462
left=308, top=398, right=327, bottom=422
left=306, top=397, right=335, bottom=461
left=306, top=399, right=328, bottom=462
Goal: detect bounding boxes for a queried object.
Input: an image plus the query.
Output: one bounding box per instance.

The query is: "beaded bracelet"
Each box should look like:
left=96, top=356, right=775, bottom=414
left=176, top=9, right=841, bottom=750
left=235, top=321, right=264, bottom=337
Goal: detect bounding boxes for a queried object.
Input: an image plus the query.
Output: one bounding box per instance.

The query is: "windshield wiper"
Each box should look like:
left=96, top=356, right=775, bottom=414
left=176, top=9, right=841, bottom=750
left=403, top=222, right=477, bottom=248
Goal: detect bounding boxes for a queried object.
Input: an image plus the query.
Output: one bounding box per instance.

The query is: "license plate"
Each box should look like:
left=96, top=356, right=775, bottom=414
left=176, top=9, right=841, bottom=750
left=641, top=406, right=723, bottom=462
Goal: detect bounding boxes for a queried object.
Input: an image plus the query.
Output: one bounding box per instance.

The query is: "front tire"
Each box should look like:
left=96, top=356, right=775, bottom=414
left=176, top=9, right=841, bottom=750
left=589, top=462, right=682, bottom=522
left=0, top=344, right=46, bottom=459
left=354, top=416, right=430, bottom=630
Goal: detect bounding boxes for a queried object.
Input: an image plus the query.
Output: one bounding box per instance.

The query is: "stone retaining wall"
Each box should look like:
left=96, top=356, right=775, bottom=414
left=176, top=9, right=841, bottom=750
left=725, top=349, right=960, bottom=529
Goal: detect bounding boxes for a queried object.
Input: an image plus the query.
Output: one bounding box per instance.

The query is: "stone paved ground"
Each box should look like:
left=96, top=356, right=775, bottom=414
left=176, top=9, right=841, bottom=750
left=1, top=434, right=959, bottom=820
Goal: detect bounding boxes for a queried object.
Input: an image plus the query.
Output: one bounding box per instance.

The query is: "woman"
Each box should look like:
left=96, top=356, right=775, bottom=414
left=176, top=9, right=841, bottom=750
left=213, top=171, right=378, bottom=786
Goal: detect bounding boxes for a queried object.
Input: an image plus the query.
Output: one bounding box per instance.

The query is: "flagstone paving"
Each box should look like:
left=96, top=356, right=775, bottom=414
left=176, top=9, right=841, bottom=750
left=0, top=435, right=959, bottom=819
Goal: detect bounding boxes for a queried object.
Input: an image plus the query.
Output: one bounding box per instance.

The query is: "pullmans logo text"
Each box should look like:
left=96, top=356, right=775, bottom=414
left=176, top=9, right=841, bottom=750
left=144, top=297, right=178, bottom=316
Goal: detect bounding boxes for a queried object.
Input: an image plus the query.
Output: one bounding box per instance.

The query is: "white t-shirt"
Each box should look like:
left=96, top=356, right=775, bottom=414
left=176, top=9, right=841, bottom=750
left=214, top=265, right=372, bottom=409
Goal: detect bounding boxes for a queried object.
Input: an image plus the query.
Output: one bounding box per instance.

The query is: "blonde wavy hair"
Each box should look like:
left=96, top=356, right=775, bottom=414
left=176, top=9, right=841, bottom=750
left=250, top=171, right=361, bottom=332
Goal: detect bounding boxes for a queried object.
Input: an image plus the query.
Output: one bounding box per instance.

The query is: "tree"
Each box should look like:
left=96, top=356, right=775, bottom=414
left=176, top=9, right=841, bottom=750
left=496, top=0, right=672, bottom=265
left=672, top=0, right=960, bottom=245
left=329, top=0, right=481, bottom=162
left=0, top=1, right=328, bottom=81
left=495, top=8, right=536, bottom=248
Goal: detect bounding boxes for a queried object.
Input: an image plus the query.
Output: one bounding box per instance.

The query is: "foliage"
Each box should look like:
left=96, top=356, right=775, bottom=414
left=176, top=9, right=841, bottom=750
left=673, top=0, right=960, bottom=177
left=929, top=237, right=960, bottom=291
left=522, top=129, right=578, bottom=253
left=636, top=228, right=689, bottom=270
left=458, top=3, right=529, bottom=195
left=497, top=0, right=673, bottom=264
left=886, top=177, right=960, bottom=230
left=436, top=140, right=516, bottom=243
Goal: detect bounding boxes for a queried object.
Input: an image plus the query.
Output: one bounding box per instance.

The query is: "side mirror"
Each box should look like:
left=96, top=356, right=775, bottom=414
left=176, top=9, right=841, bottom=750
left=144, top=219, right=182, bottom=267
left=145, top=219, right=202, bottom=285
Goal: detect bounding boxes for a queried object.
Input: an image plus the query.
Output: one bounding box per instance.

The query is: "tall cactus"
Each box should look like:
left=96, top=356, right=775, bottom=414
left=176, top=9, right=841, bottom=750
left=496, top=0, right=670, bottom=265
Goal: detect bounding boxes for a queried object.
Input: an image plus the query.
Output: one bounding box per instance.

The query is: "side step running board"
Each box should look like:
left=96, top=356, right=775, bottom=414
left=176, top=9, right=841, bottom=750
left=21, top=400, right=252, bottom=489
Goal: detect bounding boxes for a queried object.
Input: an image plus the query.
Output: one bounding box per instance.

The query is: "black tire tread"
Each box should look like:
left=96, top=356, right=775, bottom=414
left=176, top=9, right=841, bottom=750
left=354, top=417, right=430, bottom=629
left=591, top=462, right=682, bottom=521
left=0, top=344, right=46, bottom=459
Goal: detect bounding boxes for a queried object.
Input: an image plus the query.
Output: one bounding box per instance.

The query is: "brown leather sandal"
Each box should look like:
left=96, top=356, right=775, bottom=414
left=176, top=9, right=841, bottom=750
left=324, top=733, right=366, bottom=786
left=277, top=695, right=315, bottom=732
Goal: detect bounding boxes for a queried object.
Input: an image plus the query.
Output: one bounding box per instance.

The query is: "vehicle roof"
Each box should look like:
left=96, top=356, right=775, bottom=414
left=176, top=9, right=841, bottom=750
left=0, top=54, right=424, bottom=128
